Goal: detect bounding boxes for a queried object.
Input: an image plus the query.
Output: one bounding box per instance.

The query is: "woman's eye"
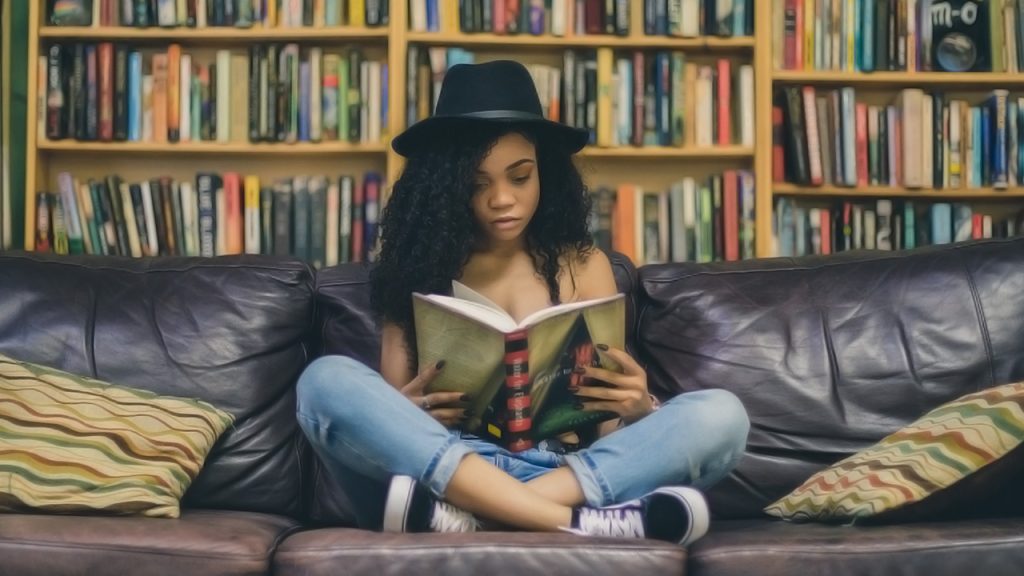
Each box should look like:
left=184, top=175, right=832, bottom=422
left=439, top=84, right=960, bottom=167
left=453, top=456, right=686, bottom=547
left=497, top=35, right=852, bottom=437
left=512, top=175, right=531, bottom=185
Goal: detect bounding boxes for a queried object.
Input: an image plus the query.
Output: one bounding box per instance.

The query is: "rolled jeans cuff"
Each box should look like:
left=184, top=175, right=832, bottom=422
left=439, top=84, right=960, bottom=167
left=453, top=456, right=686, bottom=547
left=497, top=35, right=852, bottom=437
left=563, top=450, right=614, bottom=507
left=422, top=433, right=476, bottom=499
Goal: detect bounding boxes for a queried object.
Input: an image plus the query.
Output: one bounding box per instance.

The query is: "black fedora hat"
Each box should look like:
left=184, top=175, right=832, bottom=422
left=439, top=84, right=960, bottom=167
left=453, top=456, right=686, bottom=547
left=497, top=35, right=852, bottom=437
left=391, top=60, right=589, bottom=157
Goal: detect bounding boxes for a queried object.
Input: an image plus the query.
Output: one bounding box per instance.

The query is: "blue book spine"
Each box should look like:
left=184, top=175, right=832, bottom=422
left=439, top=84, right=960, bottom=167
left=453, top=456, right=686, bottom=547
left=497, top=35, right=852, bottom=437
left=1019, top=102, right=1024, bottom=179
left=299, top=61, right=310, bottom=142
left=777, top=198, right=795, bottom=257
left=854, top=0, right=862, bottom=70
left=861, top=0, right=874, bottom=72
left=733, top=0, right=746, bottom=36
left=381, top=63, right=388, bottom=135
left=128, top=51, right=142, bottom=141
left=903, top=201, right=916, bottom=249
left=990, top=90, right=1009, bottom=188
left=981, top=106, right=991, bottom=186
left=654, top=53, right=665, bottom=145
left=931, top=203, right=952, bottom=245
left=426, top=0, right=438, bottom=32
left=972, top=107, right=983, bottom=188
left=325, top=0, right=340, bottom=26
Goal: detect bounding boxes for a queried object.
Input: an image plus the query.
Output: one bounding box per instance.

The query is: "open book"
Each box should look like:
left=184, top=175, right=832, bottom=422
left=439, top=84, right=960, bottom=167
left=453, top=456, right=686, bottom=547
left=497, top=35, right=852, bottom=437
left=413, top=281, right=626, bottom=452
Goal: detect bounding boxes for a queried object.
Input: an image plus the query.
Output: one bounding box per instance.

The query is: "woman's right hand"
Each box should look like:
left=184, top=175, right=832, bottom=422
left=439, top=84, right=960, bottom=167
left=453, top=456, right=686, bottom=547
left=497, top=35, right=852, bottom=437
left=401, top=360, right=471, bottom=427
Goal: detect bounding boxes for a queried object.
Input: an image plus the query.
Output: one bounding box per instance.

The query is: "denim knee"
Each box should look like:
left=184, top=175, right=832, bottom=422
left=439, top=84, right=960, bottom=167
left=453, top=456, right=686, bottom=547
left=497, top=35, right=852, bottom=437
left=663, top=388, right=750, bottom=477
left=296, top=355, right=369, bottom=422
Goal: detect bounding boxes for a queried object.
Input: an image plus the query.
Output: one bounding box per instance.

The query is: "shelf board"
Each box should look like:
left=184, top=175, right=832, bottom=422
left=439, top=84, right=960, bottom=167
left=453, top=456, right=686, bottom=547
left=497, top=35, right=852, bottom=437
left=774, top=183, right=1024, bottom=198
left=406, top=31, right=754, bottom=50
left=37, top=140, right=388, bottom=154
left=38, top=25, right=389, bottom=42
left=773, top=70, right=1024, bottom=87
left=580, top=145, right=753, bottom=158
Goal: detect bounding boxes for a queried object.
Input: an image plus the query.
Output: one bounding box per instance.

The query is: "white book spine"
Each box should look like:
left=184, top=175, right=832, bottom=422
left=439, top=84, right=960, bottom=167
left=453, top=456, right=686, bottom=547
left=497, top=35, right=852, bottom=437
left=180, top=181, right=196, bottom=256
left=552, top=0, right=566, bottom=36
left=141, top=181, right=159, bottom=257
left=739, top=65, right=754, bottom=147
left=681, top=0, right=700, bottom=37
left=310, top=47, right=323, bottom=142
left=216, top=50, right=231, bottom=142
left=120, top=182, right=142, bottom=258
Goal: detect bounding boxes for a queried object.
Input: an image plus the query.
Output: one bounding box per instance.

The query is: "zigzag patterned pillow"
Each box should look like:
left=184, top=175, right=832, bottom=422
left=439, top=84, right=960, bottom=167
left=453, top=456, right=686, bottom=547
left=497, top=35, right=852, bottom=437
left=764, top=381, right=1024, bottom=522
left=0, top=353, right=234, bottom=518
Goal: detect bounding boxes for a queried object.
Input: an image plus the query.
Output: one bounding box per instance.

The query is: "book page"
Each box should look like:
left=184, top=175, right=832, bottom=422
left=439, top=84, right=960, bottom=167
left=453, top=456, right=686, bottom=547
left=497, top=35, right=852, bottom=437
left=413, top=295, right=508, bottom=429
left=518, top=293, right=624, bottom=328
left=413, top=291, right=517, bottom=332
left=451, top=280, right=507, bottom=312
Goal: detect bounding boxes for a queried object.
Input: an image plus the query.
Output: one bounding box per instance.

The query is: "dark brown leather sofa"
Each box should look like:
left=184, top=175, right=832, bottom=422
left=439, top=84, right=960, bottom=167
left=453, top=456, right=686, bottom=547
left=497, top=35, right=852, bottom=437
left=2, top=236, right=1023, bottom=576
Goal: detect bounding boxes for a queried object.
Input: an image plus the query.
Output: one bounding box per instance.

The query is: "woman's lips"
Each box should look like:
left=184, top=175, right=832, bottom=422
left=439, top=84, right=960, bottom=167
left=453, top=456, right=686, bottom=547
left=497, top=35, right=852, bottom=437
left=492, top=217, right=520, bottom=230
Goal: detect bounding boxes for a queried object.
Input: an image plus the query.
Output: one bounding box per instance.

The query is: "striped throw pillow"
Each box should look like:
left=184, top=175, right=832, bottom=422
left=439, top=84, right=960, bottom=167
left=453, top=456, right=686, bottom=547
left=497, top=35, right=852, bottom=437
left=764, top=381, right=1024, bottom=522
left=0, top=353, right=234, bottom=518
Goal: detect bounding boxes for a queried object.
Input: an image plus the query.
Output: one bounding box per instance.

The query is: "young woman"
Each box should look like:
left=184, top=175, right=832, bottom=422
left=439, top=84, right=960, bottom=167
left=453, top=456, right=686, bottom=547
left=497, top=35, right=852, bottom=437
left=296, top=60, right=749, bottom=545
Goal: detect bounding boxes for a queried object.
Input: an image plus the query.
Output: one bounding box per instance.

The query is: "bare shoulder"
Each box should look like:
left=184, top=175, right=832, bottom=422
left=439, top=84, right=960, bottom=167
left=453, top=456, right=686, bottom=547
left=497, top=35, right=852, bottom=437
left=562, top=247, right=618, bottom=300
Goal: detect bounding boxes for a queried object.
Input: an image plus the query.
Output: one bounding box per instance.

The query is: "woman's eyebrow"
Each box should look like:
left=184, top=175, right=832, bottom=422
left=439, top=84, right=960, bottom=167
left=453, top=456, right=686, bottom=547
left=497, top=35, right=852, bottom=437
left=504, top=159, right=536, bottom=171
left=476, top=158, right=535, bottom=174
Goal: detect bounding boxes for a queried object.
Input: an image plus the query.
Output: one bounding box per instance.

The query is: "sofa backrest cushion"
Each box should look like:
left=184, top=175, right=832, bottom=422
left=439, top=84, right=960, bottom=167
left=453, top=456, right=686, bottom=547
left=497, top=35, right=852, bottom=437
left=636, top=238, right=1024, bottom=519
left=0, top=253, right=315, bottom=518
left=306, top=252, right=638, bottom=526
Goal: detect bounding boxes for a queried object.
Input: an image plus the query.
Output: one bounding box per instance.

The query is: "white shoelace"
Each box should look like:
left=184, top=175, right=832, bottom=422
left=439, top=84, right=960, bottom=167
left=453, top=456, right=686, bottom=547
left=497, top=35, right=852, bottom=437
left=575, top=506, right=645, bottom=538
left=429, top=501, right=481, bottom=533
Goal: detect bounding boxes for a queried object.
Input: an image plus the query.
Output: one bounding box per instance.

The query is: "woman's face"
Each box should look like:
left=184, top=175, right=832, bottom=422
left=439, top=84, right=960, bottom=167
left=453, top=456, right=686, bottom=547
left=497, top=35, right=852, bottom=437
left=470, top=132, right=541, bottom=250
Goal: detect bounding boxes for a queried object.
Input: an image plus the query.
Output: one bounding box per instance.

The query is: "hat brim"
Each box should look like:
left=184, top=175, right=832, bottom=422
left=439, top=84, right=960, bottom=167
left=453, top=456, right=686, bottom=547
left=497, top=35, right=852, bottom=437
left=391, top=115, right=590, bottom=157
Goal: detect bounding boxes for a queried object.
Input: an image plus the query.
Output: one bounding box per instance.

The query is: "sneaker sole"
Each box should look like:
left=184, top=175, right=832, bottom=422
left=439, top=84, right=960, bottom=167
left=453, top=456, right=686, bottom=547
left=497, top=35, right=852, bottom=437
left=382, top=475, right=416, bottom=533
left=655, top=486, right=710, bottom=546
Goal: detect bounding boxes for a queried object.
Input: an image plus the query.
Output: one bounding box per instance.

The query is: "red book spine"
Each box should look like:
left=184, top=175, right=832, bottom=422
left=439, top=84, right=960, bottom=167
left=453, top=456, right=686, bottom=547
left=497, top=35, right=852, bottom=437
left=972, top=213, right=984, bottom=239
left=773, top=105, right=786, bottom=182
left=98, top=43, right=114, bottom=141
left=820, top=209, right=831, bottom=255
left=723, top=170, right=740, bottom=261
left=504, top=330, right=532, bottom=452
left=494, top=0, right=507, bottom=33
left=855, top=103, right=869, bottom=186
left=585, top=0, right=602, bottom=34
left=717, top=59, right=731, bottom=145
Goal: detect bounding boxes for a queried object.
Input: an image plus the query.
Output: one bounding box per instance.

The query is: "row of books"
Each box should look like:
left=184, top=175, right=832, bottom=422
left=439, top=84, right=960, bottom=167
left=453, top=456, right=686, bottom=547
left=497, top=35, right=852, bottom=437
left=43, top=42, right=387, bottom=145
left=592, top=170, right=756, bottom=264
left=776, top=86, right=1024, bottom=190
left=33, top=171, right=385, bottom=267
left=774, top=197, right=1024, bottom=256
left=410, top=0, right=754, bottom=37
left=775, top=0, right=1024, bottom=72
left=52, top=0, right=389, bottom=28
left=408, top=47, right=753, bottom=148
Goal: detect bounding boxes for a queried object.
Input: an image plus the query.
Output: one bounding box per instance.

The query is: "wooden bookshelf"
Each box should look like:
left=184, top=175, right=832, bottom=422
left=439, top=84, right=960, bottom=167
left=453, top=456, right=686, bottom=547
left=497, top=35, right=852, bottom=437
left=773, top=71, right=1024, bottom=87
left=38, top=25, right=390, bottom=42
left=36, top=141, right=388, bottom=154
left=406, top=31, right=755, bottom=50
left=774, top=184, right=1024, bottom=199
left=579, top=146, right=754, bottom=159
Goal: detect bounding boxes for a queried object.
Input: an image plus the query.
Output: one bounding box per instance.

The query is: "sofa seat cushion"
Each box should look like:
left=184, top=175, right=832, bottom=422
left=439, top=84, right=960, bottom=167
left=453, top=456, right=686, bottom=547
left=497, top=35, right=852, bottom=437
left=0, top=509, right=300, bottom=576
left=688, top=518, right=1024, bottom=576
left=274, top=528, right=685, bottom=576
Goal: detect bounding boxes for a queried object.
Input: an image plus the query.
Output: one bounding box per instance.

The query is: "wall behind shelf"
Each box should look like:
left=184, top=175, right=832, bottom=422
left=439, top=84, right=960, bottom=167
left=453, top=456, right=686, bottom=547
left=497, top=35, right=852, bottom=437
left=2, top=0, right=27, bottom=250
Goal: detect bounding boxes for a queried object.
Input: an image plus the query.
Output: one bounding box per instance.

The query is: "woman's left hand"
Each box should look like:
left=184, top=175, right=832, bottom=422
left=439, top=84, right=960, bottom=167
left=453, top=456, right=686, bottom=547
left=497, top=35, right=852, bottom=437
left=573, top=345, right=655, bottom=425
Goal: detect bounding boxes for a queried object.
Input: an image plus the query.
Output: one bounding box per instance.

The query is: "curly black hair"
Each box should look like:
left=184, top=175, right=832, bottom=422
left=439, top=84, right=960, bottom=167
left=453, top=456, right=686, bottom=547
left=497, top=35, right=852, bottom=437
left=371, top=122, right=594, bottom=370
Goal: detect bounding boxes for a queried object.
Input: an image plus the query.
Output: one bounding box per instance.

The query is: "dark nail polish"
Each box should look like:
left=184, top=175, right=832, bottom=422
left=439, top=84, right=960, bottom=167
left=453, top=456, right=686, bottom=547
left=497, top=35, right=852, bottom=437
left=460, top=393, right=471, bottom=401
left=572, top=366, right=586, bottom=374
left=435, top=360, right=446, bottom=370
left=573, top=402, right=584, bottom=410
left=596, top=344, right=609, bottom=351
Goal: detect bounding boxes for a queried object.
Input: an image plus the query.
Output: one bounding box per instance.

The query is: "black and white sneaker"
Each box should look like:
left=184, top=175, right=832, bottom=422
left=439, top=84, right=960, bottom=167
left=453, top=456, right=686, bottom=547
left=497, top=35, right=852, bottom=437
left=566, top=486, right=710, bottom=546
left=382, top=475, right=480, bottom=533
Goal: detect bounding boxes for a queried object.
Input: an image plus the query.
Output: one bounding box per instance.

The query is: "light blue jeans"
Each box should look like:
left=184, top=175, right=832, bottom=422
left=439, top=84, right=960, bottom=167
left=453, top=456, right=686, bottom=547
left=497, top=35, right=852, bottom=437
left=296, top=355, right=749, bottom=529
